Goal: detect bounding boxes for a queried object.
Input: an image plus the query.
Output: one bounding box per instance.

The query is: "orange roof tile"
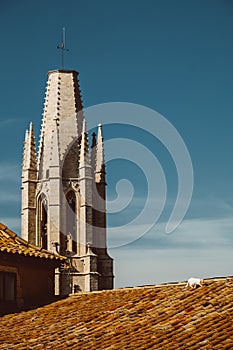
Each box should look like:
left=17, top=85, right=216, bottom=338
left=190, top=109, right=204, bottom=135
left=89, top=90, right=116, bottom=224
left=0, top=277, right=232, bottom=349
left=0, top=223, right=66, bottom=261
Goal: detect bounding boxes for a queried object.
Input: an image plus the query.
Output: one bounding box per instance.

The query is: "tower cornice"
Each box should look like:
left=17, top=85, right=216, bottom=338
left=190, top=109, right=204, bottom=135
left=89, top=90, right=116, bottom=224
left=48, top=69, right=79, bottom=76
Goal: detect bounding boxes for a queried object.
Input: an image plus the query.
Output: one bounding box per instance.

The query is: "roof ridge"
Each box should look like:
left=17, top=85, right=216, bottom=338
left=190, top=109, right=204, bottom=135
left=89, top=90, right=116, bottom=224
left=75, top=276, right=233, bottom=295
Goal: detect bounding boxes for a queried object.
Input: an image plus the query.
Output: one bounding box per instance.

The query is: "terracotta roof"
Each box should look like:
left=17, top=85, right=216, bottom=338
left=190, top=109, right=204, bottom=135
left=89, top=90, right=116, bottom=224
left=0, top=223, right=66, bottom=261
left=0, top=277, right=232, bottom=349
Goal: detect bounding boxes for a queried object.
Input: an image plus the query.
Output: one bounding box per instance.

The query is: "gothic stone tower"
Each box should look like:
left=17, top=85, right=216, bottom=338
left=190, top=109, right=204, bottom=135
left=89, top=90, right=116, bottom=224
left=21, top=70, right=113, bottom=294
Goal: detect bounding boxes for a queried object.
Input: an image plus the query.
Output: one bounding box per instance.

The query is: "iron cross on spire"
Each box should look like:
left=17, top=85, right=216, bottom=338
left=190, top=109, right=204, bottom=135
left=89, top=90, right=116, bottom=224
left=57, top=27, right=69, bottom=70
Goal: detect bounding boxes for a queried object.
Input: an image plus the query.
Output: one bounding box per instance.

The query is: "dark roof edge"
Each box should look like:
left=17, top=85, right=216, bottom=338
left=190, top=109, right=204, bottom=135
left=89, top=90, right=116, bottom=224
left=0, top=223, right=66, bottom=261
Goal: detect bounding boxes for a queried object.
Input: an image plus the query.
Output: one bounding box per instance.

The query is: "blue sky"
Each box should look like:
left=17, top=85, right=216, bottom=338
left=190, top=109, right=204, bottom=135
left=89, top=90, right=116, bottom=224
left=0, top=0, right=233, bottom=287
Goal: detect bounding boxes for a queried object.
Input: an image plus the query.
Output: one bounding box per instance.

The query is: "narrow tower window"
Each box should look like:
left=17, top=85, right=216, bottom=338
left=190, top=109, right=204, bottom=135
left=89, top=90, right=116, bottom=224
left=38, top=196, right=48, bottom=249
left=66, top=191, right=76, bottom=252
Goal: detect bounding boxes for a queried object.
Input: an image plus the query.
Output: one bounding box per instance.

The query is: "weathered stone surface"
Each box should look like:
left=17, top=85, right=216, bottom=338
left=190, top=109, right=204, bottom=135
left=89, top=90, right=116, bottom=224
left=21, top=69, right=113, bottom=293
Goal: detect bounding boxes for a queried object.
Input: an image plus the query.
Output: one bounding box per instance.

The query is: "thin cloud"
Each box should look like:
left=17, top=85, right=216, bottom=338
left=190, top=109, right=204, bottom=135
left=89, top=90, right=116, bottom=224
left=110, top=217, right=233, bottom=287
left=0, top=162, right=21, bottom=181
left=0, top=118, right=20, bottom=127
left=108, top=216, right=233, bottom=250
left=111, top=246, right=233, bottom=288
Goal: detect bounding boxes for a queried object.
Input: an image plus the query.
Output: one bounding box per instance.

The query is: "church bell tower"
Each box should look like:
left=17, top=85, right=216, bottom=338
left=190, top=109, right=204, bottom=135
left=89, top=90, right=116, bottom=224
left=21, top=69, right=113, bottom=293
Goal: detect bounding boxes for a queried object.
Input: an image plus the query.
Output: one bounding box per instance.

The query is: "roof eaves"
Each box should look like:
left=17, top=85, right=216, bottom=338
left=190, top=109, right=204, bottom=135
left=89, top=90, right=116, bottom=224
left=0, top=223, right=67, bottom=262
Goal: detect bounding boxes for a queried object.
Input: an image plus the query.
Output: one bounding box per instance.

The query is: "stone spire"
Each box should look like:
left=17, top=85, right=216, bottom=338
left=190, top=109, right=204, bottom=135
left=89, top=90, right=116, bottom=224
left=92, top=123, right=107, bottom=252
left=79, top=118, right=93, bottom=256
left=79, top=119, right=90, bottom=166
left=21, top=122, right=37, bottom=243
left=91, top=124, right=113, bottom=289
left=22, top=129, right=29, bottom=169
left=23, top=122, right=37, bottom=171
left=95, top=124, right=106, bottom=183
left=91, top=132, right=97, bottom=178
left=38, top=70, right=83, bottom=179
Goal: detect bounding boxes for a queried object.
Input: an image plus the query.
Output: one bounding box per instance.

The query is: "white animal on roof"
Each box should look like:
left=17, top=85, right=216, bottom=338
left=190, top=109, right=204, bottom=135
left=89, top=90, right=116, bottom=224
left=186, top=277, right=203, bottom=289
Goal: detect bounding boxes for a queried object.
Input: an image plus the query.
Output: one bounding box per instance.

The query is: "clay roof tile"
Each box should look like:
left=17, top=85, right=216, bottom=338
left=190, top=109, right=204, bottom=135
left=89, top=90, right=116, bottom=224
left=1, top=278, right=232, bottom=349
